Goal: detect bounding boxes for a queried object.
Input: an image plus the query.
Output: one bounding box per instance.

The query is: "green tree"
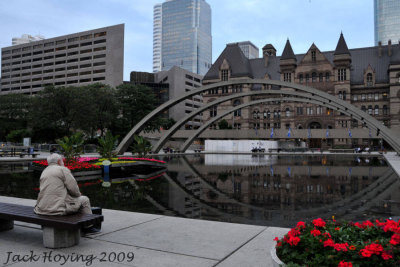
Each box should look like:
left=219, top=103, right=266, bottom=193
left=0, top=94, right=30, bottom=140
left=130, top=135, right=152, bottom=157
left=97, top=131, right=119, bottom=160
left=6, top=129, right=32, bottom=143
left=218, top=119, right=232, bottom=129
left=113, top=84, right=161, bottom=136
left=56, top=132, right=84, bottom=162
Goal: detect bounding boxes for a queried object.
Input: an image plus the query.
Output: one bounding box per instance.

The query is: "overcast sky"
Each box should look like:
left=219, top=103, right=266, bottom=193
left=0, top=0, right=374, bottom=80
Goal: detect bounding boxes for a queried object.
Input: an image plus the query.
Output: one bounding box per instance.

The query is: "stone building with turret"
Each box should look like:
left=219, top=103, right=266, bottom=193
left=202, top=34, right=400, bottom=149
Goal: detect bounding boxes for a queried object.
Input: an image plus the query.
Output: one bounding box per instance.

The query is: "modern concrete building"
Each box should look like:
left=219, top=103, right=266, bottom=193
left=374, top=0, right=400, bottom=45
left=202, top=33, right=400, bottom=149
left=1, top=24, right=124, bottom=95
left=227, top=41, right=259, bottom=59
left=131, top=66, right=203, bottom=129
left=12, top=34, right=45, bottom=46
left=153, top=0, right=212, bottom=75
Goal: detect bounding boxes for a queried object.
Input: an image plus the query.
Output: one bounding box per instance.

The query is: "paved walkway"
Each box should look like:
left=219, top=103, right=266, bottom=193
left=0, top=196, right=288, bottom=267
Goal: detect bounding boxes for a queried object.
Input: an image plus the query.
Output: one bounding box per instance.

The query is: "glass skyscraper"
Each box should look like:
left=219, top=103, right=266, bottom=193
left=374, top=0, right=400, bottom=45
left=153, top=0, right=212, bottom=75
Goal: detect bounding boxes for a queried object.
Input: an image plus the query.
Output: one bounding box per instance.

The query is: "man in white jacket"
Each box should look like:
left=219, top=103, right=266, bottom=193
left=34, top=153, right=99, bottom=233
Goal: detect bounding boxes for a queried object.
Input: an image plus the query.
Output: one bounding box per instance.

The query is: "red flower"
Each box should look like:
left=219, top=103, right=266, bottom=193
left=296, top=221, right=306, bottom=229
left=323, top=239, right=335, bottom=248
left=390, top=234, right=400, bottom=246
left=338, top=261, right=353, bottom=267
left=274, top=237, right=280, bottom=242
left=335, top=227, right=341, bottom=231
left=381, top=252, right=393, bottom=260
left=310, top=229, right=321, bottom=237
left=383, top=220, right=399, bottom=233
left=333, top=243, right=349, bottom=252
left=362, top=220, right=374, bottom=228
left=354, top=222, right=364, bottom=229
left=360, top=248, right=373, bottom=257
left=312, top=218, right=326, bottom=227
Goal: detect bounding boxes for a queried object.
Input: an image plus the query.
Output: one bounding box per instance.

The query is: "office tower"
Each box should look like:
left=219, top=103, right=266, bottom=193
left=12, top=34, right=45, bottom=46
left=1, top=24, right=124, bottom=95
left=131, top=66, right=203, bottom=128
left=153, top=0, right=212, bottom=75
left=374, top=0, right=400, bottom=45
left=227, top=41, right=259, bottom=59
left=153, top=4, right=162, bottom=72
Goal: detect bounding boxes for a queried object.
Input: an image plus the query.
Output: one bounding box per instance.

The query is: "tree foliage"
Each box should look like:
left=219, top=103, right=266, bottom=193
left=56, top=132, right=84, bottom=163
left=130, top=135, right=152, bottom=157
left=97, top=131, right=119, bottom=160
left=0, top=93, right=30, bottom=140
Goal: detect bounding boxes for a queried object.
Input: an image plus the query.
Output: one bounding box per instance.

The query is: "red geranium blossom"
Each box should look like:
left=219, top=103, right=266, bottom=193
left=312, top=218, right=326, bottom=227
left=310, top=229, right=321, bottom=237
left=338, top=261, right=353, bottom=267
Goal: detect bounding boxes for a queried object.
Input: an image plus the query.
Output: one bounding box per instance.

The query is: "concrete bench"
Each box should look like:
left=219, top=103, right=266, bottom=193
left=328, top=149, right=354, bottom=153
left=0, top=203, right=103, bottom=248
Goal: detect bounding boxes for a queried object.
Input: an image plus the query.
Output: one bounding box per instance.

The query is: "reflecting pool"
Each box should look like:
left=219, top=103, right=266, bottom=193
left=1, top=154, right=399, bottom=228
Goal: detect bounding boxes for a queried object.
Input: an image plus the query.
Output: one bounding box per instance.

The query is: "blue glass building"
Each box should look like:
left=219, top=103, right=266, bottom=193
left=154, top=0, right=212, bottom=75
left=374, top=0, right=400, bottom=45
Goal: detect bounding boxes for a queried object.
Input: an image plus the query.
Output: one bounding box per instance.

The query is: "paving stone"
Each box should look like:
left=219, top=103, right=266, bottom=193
left=97, top=216, right=266, bottom=260
left=216, top=227, right=289, bottom=267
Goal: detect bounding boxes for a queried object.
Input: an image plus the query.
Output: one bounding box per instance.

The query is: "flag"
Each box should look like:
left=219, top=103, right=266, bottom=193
left=270, top=128, right=274, bottom=138
left=270, top=166, right=274, bottom=176
left=348, top=129, right=352, bottom=138
left=369, top=128, right=372, bottom=138
left=348, top=167, right=352, bottom=177
left=254, top=126, right=258, bottom=136
left=326, top=167, right=330, bottom=176
left=308, top=128, right=311, bottom=139
left=287, top=127, right=291, bottom=138
left=326, top=128, right=329, bottom=138
left=287, top=167, right=291, bottom=177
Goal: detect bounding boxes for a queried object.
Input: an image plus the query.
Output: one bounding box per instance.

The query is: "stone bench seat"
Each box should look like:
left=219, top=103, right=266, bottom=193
left=0, top=203, right=103, bottom=248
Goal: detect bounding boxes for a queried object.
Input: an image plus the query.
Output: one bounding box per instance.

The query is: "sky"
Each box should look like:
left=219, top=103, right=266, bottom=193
left=0, top=0, right=374, bottom=81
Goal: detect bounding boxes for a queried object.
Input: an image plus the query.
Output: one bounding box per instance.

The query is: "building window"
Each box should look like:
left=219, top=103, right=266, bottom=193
left=233, top=100, right=241, bottom=116
left=319, top=73, right=323, bottom=82
left=299, top=74, right=303, bottom=83
left=374, top=105, right=379, bottom=115
left=210, top=106, right=217, bottom=117
left=362, top=94, right=366, bottom=101
left=307, top=107, right=313, bottom=115
left=338, top=69, right=346, bottom=81
left=374, top=93, right=379, bottom=101
left=353, top=94, right=358, bottom=101
left=221, top=70, right=228, bottom=81
left=338, top=91, right=343, bottom=99
left=325, top=72, right=330, bottom=81
left=311, top=50, right=316, bottom=62
left=383, top=105, right=388, bottom=115
left=285, top=108, right=291, bottom=117
left=382, top=93, right=388, bottom=100
left=361, top=105, right=366, bottom=112
left=297, top=107, right=303, bottom=115
left=368, top=105, right=372, bottom=115
left=312, top=72, right=317, bottom=82
left=253, top=110, right=260, bottom=119
left=343, top=91, right=346, bottom=100
left=305, top=74, right=309, bottom=83
left=366, top=73, right=373, bottom=86
left=316, top=106, right=322, bottom=115
left=284, top=72, right=292, bottom=82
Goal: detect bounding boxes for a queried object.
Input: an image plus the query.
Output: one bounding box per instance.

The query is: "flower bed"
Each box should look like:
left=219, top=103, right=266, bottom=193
left=274, top=218, right=400, bottom=266
left=33, top=159, right=100, bottom=171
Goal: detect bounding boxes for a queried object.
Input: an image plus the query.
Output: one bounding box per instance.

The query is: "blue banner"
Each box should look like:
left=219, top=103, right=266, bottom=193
left=308, top=128, right=311, bottom=139
left=270, top=128, right=274, bottom=138
left=348, top=129, right=352, bottom=138
left=287, top=128, right=291, bottom=138
left=326, top=128, right=329, bottom=138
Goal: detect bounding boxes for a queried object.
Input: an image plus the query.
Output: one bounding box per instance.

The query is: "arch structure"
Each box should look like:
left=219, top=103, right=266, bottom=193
left=115, top=79, right=400, bottom=154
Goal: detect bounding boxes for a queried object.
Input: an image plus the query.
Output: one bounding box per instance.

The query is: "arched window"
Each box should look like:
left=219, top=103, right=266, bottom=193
left=285, top=108, right=291, bottom=117
left=325, top=72, right=330, bottom=81
left=383, top=105, right=388, bottom=115
left=299, top=74, right=303, bottom=83
left=233, top=100, right=241, bottom=116
left=312, top=72, right=317, bottom=82
left=221, top=69, right=228, bottom=81
left=343, top=91, right=346, bottom=100
left=319, top=73, right=323, bottom=82
left=267, top=110, right=271, bottom=118
left=253, top=110, right=260, bottom=119
left=278, top=110, right=281, bottom=118
left=210, top=106, right=217, bottom=117
left=263, top=110, right=267, bottom=119
left=366, top=73, right=373, bottom=86
left=338, top=91, right=343, bottom=99
left=361, top=105, right=366, bottom=112
left=273, top=110, right=278, bottom=118
left=374, top=105, right=379, bottom=115
left=368, top=105, right=373, bottom=115
left=305, top=74, right=310, bottom=83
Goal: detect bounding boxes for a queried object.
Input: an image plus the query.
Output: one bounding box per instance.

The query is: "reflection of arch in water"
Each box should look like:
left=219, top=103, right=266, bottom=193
left=178, top=156, right=397, bottom=221
left=116, top=79, right=400, bottom=154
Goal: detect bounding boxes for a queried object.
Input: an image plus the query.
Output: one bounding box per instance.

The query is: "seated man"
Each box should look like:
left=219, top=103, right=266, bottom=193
left=34, top=153, right=100, bottom=234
